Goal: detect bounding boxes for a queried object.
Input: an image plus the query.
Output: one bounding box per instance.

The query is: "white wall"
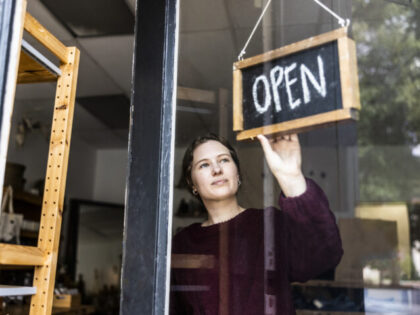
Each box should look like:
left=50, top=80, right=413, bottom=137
left=93, top=148, right=127, bottom=204
left=6, top=99, right=97, bottom=200
left=7, top=99, right=49, bottom=189
left=66, top=140, right=96, bottom=200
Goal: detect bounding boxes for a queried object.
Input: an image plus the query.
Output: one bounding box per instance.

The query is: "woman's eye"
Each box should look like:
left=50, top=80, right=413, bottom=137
left=220, top=158, right=230, bottom=163
left=199, top=163, right=209, bottom=169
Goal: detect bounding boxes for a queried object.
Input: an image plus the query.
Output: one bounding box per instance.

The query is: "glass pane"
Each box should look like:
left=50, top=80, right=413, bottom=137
left=171, top=0, right=420, bottom=314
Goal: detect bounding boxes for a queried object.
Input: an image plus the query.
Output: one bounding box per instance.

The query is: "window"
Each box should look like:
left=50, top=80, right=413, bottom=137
left=170, top=0, right=420, bottom=314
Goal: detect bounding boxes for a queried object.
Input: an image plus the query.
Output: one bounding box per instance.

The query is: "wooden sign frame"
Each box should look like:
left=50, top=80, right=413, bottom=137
left=233, top=27, right=360, bottom=140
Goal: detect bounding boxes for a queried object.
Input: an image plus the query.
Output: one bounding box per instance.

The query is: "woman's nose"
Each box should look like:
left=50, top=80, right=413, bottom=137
left=211, top=162, right=222, bottom=175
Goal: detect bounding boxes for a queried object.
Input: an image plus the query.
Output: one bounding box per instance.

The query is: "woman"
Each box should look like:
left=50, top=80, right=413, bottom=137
left=171, top=133, right=343, bottom=315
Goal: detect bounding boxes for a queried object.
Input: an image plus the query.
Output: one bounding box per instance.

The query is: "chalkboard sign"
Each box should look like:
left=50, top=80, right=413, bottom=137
left=233, top=27, right=360, bottom=140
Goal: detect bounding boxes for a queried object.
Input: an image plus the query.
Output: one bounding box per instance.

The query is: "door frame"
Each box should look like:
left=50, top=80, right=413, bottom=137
left=120, top=0, right=179, bottom=314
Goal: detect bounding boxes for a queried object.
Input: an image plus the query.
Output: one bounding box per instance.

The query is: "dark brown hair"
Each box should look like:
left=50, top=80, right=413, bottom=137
left=181, top=134, right=241, bottom=194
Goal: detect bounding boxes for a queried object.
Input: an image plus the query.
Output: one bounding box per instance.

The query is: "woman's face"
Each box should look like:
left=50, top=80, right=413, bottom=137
left=190, top=140, right=239, bottom=203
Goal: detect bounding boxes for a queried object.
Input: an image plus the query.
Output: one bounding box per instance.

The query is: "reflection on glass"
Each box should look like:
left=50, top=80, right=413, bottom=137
left=171, top=0, right=420, bottom=313
left=171, top=134, right=342, bottom=314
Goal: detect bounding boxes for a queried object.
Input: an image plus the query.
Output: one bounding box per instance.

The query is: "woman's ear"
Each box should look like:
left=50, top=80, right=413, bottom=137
left=186, top=177, right=193, bottom=188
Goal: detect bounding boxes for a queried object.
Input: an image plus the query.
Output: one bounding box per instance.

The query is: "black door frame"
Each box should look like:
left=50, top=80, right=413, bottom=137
left=120, top=0, right=179, bottom=314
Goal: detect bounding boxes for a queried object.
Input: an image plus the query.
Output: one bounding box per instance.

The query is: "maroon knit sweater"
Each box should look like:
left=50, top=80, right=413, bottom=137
left=170, top=178, right=343, bottom=315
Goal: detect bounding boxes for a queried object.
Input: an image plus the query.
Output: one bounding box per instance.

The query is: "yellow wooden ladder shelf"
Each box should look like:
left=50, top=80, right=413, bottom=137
left=0, top=1, right=80, bottom=314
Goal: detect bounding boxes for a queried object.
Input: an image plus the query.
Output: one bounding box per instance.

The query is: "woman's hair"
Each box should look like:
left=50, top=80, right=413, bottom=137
left=181, top=133, right=241, bottom=195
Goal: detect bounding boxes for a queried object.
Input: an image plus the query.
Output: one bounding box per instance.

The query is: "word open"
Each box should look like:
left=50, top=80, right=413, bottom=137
left=252, top=55, right=326, bottom=114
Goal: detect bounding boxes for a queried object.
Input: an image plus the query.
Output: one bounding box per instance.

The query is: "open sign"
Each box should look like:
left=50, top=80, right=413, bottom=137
left=233, top=28, right=360, bottom=140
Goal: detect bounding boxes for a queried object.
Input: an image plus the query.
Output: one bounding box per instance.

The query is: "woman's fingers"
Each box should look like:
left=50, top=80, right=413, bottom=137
left=258, top=133, right=299, bottom=152
left=267, top=134, right=294, bottom=142
left=257, top=134, right=272, bottom=155
left=257, top=134, right=282, bottom=172
left=273, top=134, right=298, bottom=142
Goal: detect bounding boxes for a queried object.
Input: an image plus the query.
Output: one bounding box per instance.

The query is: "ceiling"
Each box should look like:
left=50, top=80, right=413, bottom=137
left=15, top=0, right=353, bottom=149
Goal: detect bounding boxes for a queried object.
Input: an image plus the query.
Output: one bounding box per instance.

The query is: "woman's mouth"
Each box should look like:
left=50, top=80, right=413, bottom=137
left=212, top=179, right=227, bottom=185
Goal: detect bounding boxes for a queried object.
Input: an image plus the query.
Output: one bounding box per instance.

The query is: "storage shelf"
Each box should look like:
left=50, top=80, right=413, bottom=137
left=21, top=229, right=39, bottom=239
left=0, top=285, right=36, bottom=296
left=17, top=38, right=62, bottom=84
left=13, top=190, right=42, bottom=206
left=17, top=49, right=58, bottom=83
left=0, top=244, right=45, bottom=266
left=1, top=3, right=80, bottom=313
left=0, top=265, right=33, bottom=270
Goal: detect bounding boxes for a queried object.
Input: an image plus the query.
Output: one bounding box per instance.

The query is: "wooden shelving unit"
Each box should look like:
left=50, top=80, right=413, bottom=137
left=0, top=0, right=80, bottom=314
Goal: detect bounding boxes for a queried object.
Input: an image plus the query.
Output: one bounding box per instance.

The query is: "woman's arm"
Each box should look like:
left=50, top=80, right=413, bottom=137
left=257, top=134, right=306, bottom=197
left=258, top=134, right=343, bottom=281
left=278, top=178, right=343, bottom=282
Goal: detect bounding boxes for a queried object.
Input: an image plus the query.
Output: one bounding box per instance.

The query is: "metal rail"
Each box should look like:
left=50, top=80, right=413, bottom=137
left=21, top=38, right=61, bottom=77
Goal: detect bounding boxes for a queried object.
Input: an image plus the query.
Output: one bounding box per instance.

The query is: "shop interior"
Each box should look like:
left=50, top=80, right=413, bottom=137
left=1, top=0, right=420, bottom=314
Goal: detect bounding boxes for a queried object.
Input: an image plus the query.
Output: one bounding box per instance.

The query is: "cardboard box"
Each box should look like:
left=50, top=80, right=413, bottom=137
left=336, top=218, right=399, bottom=284
left=53, top=294, right=81, bottom=308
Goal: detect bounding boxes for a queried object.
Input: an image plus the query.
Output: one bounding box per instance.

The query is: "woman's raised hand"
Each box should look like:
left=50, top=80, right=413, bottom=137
left=257, top=134, right=306, bottom=197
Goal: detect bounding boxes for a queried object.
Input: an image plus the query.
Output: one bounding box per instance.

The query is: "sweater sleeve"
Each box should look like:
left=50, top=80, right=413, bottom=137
left=278, top=178, right=343, bottom=283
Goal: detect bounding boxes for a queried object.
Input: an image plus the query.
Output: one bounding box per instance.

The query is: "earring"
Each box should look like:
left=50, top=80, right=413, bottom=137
left=238, top=179, right=241, bottom=187
left=192, top=188, right=198, bottom=195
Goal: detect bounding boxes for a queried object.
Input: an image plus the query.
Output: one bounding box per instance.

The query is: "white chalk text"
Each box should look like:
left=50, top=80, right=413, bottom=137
left=252, top=55, right=326, bottom=114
